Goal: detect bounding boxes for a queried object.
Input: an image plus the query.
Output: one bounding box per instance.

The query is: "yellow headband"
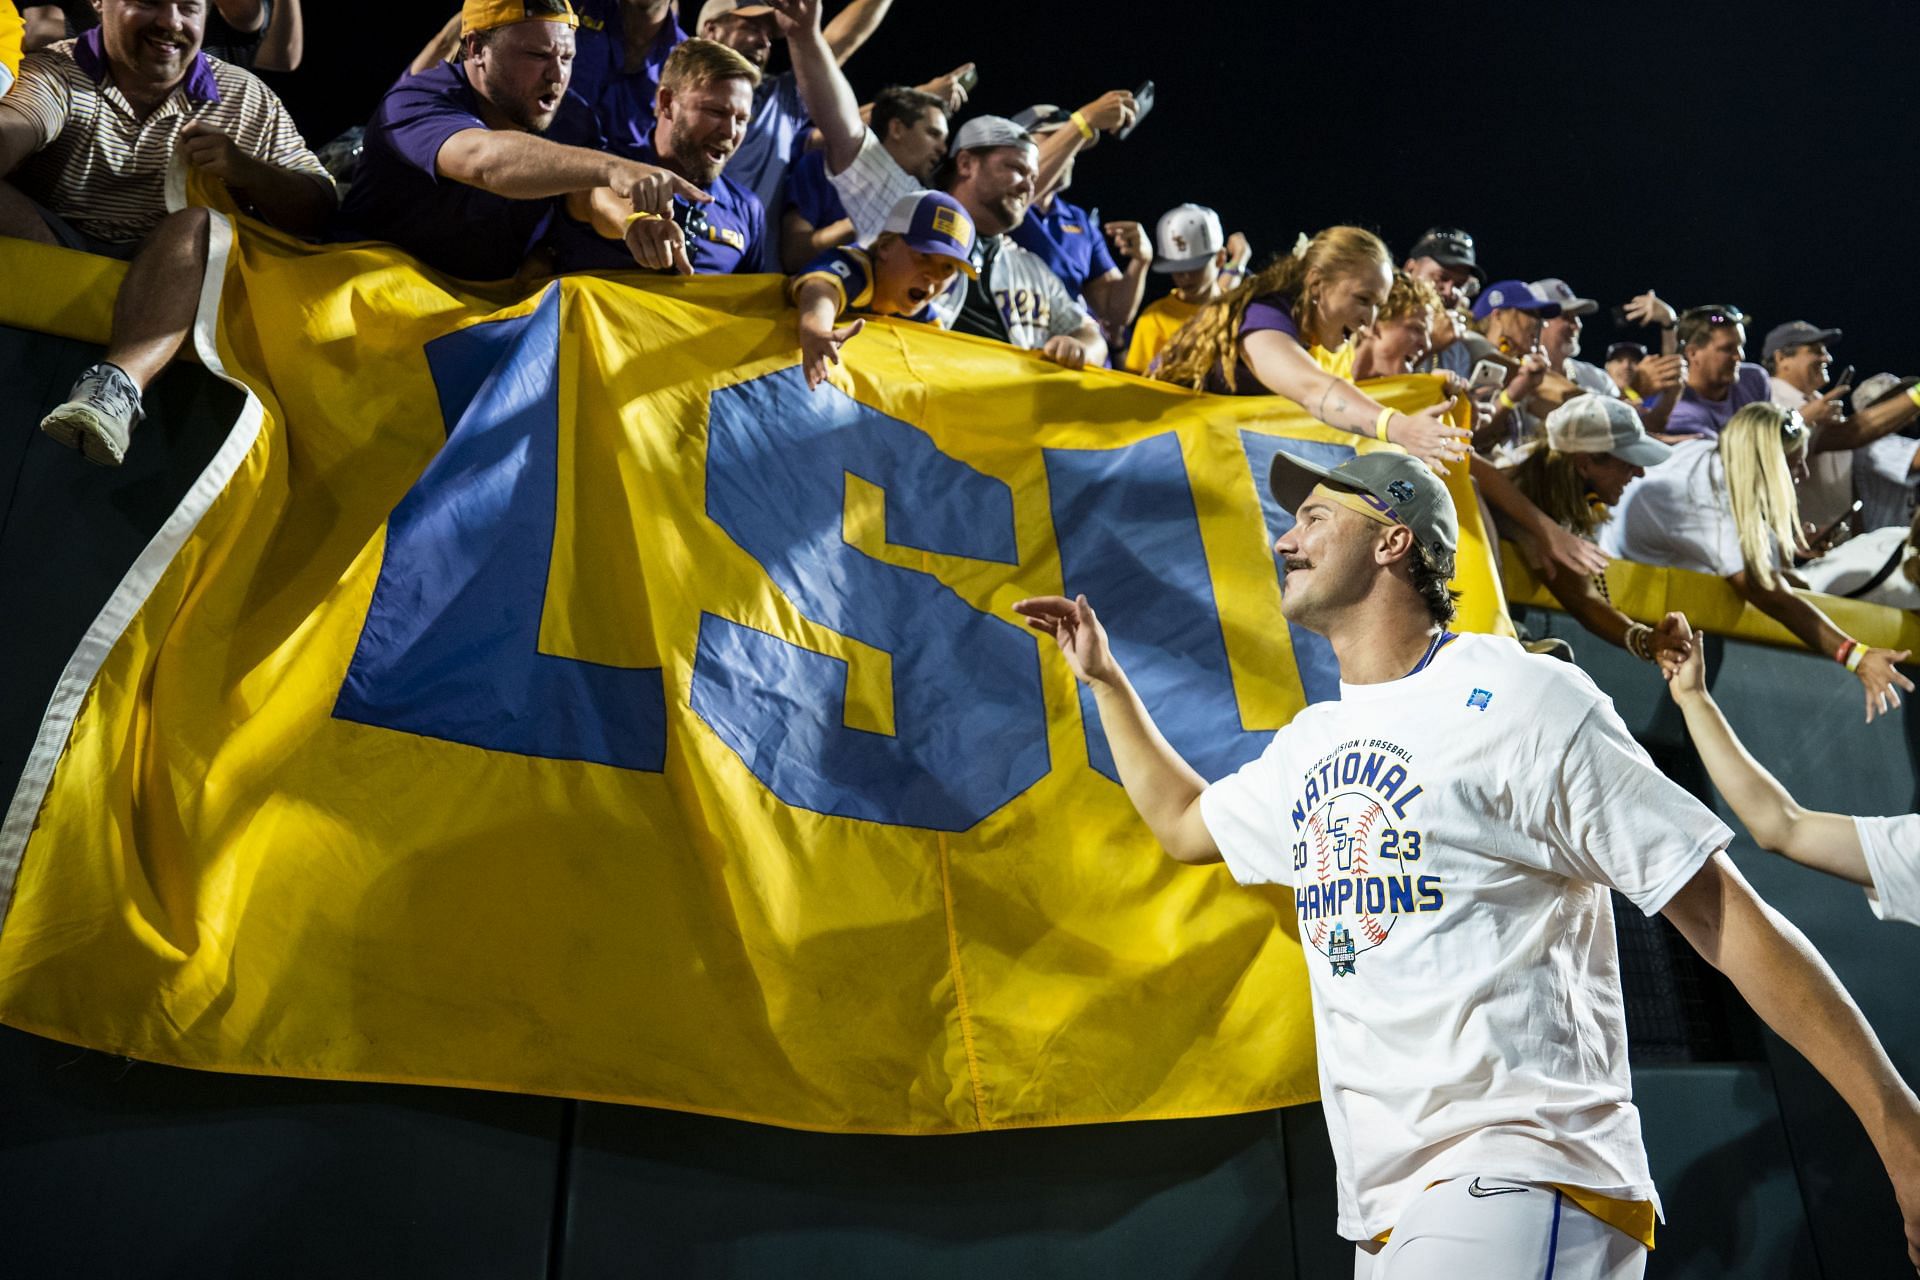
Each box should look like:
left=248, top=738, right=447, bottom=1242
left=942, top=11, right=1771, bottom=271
left=1310, top=484, right=1402, bottom=530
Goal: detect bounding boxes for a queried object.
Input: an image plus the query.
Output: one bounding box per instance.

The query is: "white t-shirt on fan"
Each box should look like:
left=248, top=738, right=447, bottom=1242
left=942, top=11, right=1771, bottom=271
left=1199, top=633, right=1731, bottom=1243
left=1603, top=438, right=1748, bottom=577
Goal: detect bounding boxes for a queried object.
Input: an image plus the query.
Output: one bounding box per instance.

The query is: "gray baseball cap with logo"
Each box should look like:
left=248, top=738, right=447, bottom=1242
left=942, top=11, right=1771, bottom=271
left=1268, top=449, right=1458, bottom=563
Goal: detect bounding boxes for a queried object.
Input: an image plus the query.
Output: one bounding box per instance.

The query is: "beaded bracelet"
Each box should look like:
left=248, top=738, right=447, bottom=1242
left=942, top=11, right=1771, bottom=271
left=1625, top=622, right=1654, bottom=662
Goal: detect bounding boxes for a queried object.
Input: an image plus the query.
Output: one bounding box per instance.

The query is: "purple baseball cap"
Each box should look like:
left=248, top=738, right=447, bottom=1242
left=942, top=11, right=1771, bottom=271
left=881, top=191, right=979, bottom=277
left=1471, top=279, right=1563, bottom=322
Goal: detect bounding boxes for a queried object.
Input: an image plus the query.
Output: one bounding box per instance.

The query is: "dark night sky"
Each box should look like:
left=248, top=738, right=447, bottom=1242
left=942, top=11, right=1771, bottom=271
left=274, top=0, right=1920, bottom=379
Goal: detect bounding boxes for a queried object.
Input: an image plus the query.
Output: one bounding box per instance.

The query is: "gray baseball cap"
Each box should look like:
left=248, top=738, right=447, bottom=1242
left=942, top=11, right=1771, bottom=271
left=1268, top=449, right=1458, bottom=562
left=950, top=115, right=1034, bottom=153
left=1760, top=320, right=1842, bottom=361
left=1544, top=394, right=1672, bottom=467
left=1531, top=278, right=1597, bottom=317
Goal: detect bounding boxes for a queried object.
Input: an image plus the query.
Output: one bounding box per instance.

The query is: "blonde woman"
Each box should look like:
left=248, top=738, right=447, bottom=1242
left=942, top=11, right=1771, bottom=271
left=1609, top=402, right=1915, bottom=721
left=1501, top=396, right=1692, bottom=665
left=1154, top=226, right=1470, bottom=472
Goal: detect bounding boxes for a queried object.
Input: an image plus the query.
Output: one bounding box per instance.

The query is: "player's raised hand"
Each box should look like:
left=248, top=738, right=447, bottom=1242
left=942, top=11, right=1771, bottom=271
left=1013, top=594, right=1118, bottom=686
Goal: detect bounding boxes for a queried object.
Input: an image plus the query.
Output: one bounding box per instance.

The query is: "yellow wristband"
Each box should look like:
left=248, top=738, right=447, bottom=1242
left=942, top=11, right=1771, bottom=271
left=1906, top=383, right=1920, bottom=409
left=1497, top=390, right=1519, bottom=411
left=1070, top=110, right=1096, bottom=141
left=623, top=211, right=661, bottom=229
left=1374, top=407, right=1395, bottom=441
left=1847, top=644, right=1869, bottom=673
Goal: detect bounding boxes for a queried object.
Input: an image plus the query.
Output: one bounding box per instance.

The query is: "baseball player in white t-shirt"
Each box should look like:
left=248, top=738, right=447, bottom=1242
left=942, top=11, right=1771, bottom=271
left=1015, top=450, right=1920, bottom=1277
left=1662, top=614, right=1920, bottom=926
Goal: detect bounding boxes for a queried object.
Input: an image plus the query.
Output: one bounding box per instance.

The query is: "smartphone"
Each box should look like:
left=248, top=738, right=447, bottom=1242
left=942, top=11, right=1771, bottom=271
left=1807, top=499, right=1864, bottom=556
left=1608, top=303, right=1636, bottom=328
left=1468, top=359, right=1508, bottom=395
left=1830, top=363, right=1855, bottom=391
left=1116, top=80, right=1155, bottom=141
left=956, top=65, right=979, bottom=92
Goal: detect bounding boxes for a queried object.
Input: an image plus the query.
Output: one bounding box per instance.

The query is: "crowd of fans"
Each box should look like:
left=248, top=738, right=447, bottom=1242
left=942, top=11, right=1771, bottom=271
left=1, top=0, right=1916, bottom=721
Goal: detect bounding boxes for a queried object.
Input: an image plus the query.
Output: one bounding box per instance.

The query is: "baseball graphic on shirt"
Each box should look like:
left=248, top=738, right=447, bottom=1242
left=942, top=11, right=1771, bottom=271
left=1304, top=790, right=1397, bottom=975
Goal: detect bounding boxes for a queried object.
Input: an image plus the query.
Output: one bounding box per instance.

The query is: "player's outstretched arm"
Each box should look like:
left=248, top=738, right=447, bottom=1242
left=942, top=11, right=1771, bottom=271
left=1664, top=851, right=1920, bottom=1269
left=1659, top=615, right=1869, bottom=885
left=1012, top=595, right=1221, bottom=865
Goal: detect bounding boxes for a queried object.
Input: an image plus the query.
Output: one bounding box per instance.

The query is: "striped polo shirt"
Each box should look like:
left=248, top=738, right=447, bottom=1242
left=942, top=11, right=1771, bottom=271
left=0, top=30, right=330, bottom=245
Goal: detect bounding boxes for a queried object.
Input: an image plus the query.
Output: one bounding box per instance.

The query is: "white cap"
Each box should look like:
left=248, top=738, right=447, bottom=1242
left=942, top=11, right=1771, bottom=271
left=1152, top=203, right=1223, bottom=274
left=1852, top=372, right=1919, bottom=414
left=1531, top=278, right=1597, bottom=317
left=694, top=0, right=773, bottom=29
left=1545, top=394, right=1672, bottom=467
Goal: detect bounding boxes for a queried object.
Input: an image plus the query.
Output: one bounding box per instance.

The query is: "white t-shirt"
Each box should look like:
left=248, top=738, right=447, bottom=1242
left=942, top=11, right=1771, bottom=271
left=829, top=128, right=918, bottom=246
left=928, top=234, right=1092, bottom=352
left=1200, top=633, right=1730, bottom=1243
left=1567, top=357, right=1618, bottom=398
left=1772, top=377, right=1855, bottom=530
left=1798, top=525, right=1920, bottom=609
left=1860, top=813, right=1920, bottom=925
left=1603, top=438, right=1747, bottom=576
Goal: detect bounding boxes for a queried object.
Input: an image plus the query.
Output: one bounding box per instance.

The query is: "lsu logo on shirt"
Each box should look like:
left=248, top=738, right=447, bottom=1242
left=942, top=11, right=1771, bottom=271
left=1288, top=740, right=1444, bottom=976
left=995, top=288, right=1051, bottom=330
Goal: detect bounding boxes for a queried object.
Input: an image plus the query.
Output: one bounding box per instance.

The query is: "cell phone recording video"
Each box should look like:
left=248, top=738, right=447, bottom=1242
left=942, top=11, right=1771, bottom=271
left=1116, top=80, right=1155, bottom=141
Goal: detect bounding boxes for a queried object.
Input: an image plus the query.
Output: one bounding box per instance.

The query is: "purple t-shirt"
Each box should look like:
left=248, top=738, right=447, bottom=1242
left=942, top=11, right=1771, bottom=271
left=567, top=0, right=686, bottom=160
left=1010, top=196, right=1118, bottom=299
left=1204, top=292, right=1301, bottom=394
left=335, top=63, right=603, bottom=282
left=1661, top=361, right=1772, bottom=439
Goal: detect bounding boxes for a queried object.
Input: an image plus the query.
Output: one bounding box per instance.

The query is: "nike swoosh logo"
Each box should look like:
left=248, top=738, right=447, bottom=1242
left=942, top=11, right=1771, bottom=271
left=1466, top=1178, right=1531, bottom=1198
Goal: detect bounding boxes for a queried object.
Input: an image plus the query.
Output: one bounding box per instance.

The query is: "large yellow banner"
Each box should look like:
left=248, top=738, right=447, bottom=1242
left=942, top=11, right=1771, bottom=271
left=0, top=221, right=1507, bottom=1132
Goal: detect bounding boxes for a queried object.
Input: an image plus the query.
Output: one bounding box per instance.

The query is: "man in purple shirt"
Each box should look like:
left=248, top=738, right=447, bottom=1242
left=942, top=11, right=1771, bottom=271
left=1662, top=304, right=1771, bottom=440
left=549, top=36, right=772, bottom=274
left=336, top=0, right=700, bottom=282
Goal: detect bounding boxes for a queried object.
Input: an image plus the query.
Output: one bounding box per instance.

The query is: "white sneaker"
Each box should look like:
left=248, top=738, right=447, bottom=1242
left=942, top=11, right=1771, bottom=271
left=41, top=363, right=144, bottom=467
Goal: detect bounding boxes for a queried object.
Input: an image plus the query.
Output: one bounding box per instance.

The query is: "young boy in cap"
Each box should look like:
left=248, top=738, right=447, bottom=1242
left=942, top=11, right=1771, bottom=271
left=788, top=189, right=975, bottom=389
left=1123, top=203, right=1247, bottom=374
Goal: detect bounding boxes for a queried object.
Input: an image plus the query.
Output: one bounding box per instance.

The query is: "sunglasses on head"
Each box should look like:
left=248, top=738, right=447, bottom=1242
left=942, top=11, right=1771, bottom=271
left=1682, top=304, right=1748, bottom=328
left=670, top=198, right=710, bottom=269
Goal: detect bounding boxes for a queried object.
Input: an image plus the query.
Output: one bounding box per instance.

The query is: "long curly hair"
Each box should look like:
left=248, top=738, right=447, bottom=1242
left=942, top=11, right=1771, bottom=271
left=1719, top=403, right=1806, bottom=590
left=1153, top=225, right=1390, bottom=391
left=1506, top=445, right=1608, bottom=539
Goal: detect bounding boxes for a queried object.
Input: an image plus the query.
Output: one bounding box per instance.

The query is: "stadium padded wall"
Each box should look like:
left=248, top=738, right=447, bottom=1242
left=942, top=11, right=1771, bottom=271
left=3, top=324, right=1915, bottom=1277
